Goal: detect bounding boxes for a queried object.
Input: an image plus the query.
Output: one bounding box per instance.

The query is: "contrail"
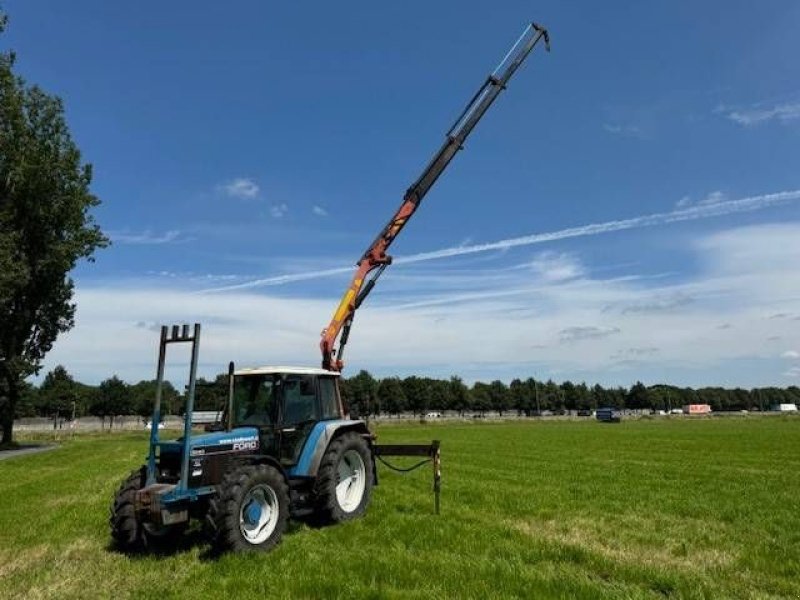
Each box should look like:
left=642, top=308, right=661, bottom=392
left=202, top=189, right=800, bottom=293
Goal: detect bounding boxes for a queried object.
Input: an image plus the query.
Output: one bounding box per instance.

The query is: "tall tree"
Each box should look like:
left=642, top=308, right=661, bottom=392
left=470, top=382, right=491, bottom=416
left=38, top=365, right=78, bottom=427
left=446, top=376, right=468, bottom=416
left=488, top=380, right=510, bottom=416
left=626, top=381, right=649, bottom=410
left=0, top=11, right=108, bottom=443
left=130, top=379, right=180, bottom=420
left=377, top=377, right=406, bottom=417
left=402, top=376, right=430, bottom=417
left=94, top=376, right=131, bottom=429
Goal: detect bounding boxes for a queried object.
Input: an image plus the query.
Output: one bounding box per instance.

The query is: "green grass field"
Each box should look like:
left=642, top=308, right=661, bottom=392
left=1, top=417, right=799, bottom=599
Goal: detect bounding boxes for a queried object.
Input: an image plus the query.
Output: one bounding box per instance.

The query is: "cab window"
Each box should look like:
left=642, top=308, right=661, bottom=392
left=233, top=375, right=278, bottom=427
left=319, top=377, right=340, bottom=420
left=282, top=375, right=317, bottom=426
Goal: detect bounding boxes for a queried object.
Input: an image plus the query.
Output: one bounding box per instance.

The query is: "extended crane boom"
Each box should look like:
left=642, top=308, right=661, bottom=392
left=321, top=23, right=550, bottom=371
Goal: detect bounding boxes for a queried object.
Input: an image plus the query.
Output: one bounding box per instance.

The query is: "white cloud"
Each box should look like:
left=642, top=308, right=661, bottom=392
left=222, top=178, right=260, bottom=199
left=724, top=102, right=800, bottom=126
left=269, top=203, right=289, bottom=218
left=46, top=220, right=800, bottom=386
left=699, top=190, right=726, bottom=206
left=781, top=350, right=800, bottom=359
left=602, top=123, right=643, bottom=137
left=784, top=366, right=800, bottom=378
left=203, top=189, right=800, bottom=292
left=527, top=252, right=584, bottom=282
left=312, top=205, right=328, bottom=217
left=559, top=326, right=620, bottom=343
left=111, top=230, right=183, bottom=245
left=675, top=196, right=692, bottom=208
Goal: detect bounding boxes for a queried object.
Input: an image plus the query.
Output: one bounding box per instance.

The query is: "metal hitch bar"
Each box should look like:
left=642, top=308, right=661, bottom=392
left=374, top=441, right=442, bottom=514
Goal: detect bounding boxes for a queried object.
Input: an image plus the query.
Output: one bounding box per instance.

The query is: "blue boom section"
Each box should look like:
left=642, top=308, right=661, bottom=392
left=288, top=420, right=355, bottom=477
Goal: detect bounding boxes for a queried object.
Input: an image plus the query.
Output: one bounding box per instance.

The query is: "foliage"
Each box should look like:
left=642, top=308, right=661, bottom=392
left=92, top=376, right=132, bottom=429
left=129, top=379, right=180, bottom=419
left=37, top=365, right=78, bottom=424
left=0, top=9, right=108, bottom=443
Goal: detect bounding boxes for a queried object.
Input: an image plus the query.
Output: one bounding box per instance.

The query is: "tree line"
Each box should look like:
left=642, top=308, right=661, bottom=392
left=340, top=372, right=800, bottom=417
left=13, top=365, right=800, bottom=427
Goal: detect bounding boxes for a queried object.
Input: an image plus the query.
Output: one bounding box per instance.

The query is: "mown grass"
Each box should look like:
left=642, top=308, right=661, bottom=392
left=1, top=417, right=799, bottom=599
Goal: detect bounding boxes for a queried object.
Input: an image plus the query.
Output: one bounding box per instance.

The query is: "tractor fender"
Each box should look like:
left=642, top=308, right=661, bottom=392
left=288, top=420, right=374, bottom=480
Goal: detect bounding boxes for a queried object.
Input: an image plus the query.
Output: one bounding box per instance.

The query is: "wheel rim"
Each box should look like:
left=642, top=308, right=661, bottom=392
left=335, top=449, right=366, bottom=513
left=239, top=483, right=280, bottom=544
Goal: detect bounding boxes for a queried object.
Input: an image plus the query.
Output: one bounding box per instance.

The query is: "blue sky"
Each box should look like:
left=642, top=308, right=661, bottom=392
left=4, top=1, right=800, bottom=387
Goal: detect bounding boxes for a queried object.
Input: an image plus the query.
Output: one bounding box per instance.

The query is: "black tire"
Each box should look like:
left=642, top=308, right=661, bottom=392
left=208, top=463, right=289, bottom=553
left=313, top=432, right=374, bottom=524
left=110, top=466, right=186, bottom=553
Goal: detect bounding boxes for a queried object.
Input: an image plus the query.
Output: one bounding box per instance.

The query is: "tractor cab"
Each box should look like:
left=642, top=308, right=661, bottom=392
left=227, top=366, right=345, bottom=469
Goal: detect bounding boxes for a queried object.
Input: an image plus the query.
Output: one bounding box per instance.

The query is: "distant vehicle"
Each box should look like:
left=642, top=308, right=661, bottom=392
left=771, top=403, right=798, bottom=412
left=425, top=412, right=442, bottom=419
left=683, top=404, right=712, bottom=415
left=669, top=408, right=684, bottom=415
left=654, top=410, right=667, bottom=416
left=576, top=409, right=593, bottom=417
left=144, top=420, right=164, bottom=430
left=595, top=407, right=621, bottom=423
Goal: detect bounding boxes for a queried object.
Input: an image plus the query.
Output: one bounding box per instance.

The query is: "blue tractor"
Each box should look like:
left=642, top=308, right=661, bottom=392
left=111, top=324, right=383, bottom=553
left=110, top=22, right=549, bottom=553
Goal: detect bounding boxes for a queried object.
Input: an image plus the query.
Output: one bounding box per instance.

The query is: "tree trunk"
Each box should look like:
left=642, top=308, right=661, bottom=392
left=2, top=375, right=19, bottom=445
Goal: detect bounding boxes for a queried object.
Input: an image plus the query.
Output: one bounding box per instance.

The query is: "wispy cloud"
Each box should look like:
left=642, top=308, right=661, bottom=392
left=312, top=205, right=328, bottom=217
left=527, top=252, right=584, bottom=282
left=719, top=102, right=800, bottom=126
left=111, top=230, right=184, bottom=245
left=559, top=326, right=620, bottom=343
left=221, top=177, right=260, bottom=199
left=270, top=203, right=289, bottom=218
left=619, top=292, right=694, bottom=315
left=602, top=123, right=644, bottom=138
left=781, top=350, right=800, bottom=359
left=675, top=191, right=726, bottom=209
left=698, top=191, right=726, bottom=206
left=611, top=347, right=659, bottom=359
left=202, top=189, right=800, bottom=293
left=44, top=222, right=800, bottom=386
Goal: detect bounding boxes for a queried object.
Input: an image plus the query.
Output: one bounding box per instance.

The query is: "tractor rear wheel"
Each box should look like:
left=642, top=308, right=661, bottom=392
left=110, top=466, right=186, bottom=553
left=208, top=463, right=289, bottom=553
left=313, top=432, right=373, bottom=524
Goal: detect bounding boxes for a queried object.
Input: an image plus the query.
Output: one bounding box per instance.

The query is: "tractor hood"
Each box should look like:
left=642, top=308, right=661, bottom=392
left=188, top=428, right=260, bottom=455
left=160, top=427, right=260, bottom=456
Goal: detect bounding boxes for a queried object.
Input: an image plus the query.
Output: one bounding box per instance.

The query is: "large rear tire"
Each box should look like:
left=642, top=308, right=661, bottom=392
left=208, top=463, right=289, bottom=553
left=109, top=466, right=185, bottom=553
left=313, top=432, right=374, bottom=524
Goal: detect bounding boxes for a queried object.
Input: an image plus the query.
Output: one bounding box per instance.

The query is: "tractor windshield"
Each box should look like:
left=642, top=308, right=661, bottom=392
left=232, top=374, right=279, bottom=428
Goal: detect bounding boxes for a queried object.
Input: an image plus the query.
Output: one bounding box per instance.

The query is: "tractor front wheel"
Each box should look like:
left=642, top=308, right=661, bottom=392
left=208, top=463, right=289, bottom=553
left=313, top=432, right=374, bottom=524
left=110, top=466, right=185, bottom=553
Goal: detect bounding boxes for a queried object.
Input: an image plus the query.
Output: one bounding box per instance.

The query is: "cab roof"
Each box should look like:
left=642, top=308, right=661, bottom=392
left=233, top=366, right=340, bottom=377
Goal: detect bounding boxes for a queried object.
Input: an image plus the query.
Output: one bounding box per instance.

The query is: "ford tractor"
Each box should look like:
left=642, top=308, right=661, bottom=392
left=110, top=22, right=549, bottom=553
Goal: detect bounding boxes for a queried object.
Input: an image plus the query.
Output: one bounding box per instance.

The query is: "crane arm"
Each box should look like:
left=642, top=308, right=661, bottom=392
left=321, top=23, right=550, bottom=372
